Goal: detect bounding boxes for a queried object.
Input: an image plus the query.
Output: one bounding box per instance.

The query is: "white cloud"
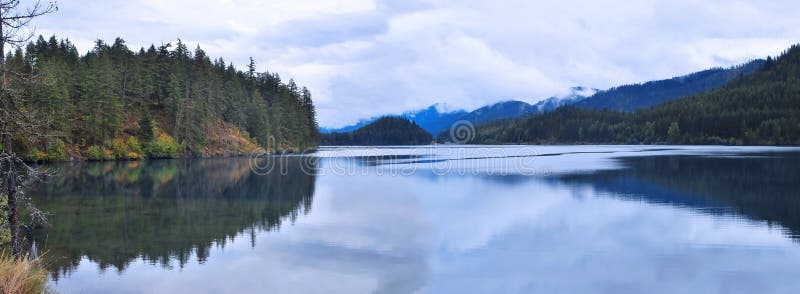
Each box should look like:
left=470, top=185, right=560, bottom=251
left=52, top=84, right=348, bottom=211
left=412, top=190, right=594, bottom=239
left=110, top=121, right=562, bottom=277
left=32, top=0, right=800, bottom=128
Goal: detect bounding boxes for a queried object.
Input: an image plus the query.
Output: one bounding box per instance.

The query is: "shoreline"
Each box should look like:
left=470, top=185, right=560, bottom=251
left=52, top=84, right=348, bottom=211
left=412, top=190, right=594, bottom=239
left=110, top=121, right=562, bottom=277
left=21, top=147, right=319, bottom=164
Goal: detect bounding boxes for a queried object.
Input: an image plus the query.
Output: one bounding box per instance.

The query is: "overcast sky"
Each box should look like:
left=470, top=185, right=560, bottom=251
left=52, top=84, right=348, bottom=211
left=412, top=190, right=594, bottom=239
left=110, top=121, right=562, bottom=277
left=33, top=0, right=800, bottom=128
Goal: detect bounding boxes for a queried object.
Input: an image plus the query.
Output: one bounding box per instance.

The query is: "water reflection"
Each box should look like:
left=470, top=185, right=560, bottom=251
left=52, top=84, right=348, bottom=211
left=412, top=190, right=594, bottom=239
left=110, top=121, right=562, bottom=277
left=31, top=157, right=317, bottom=280
left=27, top=147, right=800, bottom=293
left=557, top=152, right=800, bottom=239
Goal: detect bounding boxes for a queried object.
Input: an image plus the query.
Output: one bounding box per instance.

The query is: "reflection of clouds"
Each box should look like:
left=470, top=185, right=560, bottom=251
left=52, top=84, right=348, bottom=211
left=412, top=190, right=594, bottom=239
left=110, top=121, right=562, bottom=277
left=415, top=176, right=567, bottom=252
left=418, top=178, right=800, bottom=293
left=53, top=172, right=432, bottom=294
left=51, top=146, right=800, bottom=293
left=317, top=145, right=800, bottom=177
left=416, top=174, right=796, bottom=250
left=256, top=173, right=432, bottom=294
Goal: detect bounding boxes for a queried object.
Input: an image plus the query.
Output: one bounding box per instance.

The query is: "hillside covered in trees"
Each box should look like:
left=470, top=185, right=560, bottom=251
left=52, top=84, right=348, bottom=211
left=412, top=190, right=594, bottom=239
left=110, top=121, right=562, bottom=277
left=466, top=45, right=800, bottom=146
left=575, top=60, right=765, bottom=111
left=4, top=35, right=318, bottom=161
left=321, top=117, right=433, bottom=146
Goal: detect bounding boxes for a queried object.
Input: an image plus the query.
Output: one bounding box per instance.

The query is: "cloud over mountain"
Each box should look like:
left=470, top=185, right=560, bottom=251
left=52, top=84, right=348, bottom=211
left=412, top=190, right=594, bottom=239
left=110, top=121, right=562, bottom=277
left=35, top=0, right=800, bottom=128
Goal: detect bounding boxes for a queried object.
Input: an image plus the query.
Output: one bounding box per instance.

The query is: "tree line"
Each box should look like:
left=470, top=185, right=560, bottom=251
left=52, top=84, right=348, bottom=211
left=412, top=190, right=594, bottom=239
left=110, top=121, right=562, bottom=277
left=4, top=35, right=319, bottom=161
left=465, top=45, right=800, bottom=146
left=32, top=158, right=317, bottom=277
left=322, top=117, right=433, bottom=145
left=575, top=59, right=765, bottom=111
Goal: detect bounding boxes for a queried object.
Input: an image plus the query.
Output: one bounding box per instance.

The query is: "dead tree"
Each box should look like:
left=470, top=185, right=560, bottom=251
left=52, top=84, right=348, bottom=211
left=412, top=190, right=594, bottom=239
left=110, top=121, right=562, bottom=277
left=0, top=0, right=56, bottom=256
left=0, top=153, right=47, bottom=255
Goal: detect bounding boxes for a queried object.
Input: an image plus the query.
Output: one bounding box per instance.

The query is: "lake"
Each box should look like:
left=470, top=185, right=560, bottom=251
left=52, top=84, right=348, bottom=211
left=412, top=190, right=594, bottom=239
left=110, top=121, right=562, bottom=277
left=30, top=145, right=800, bottom=293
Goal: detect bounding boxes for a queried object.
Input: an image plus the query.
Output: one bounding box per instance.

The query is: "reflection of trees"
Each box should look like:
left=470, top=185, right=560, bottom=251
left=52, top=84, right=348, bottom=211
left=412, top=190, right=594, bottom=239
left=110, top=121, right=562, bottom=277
left=559, top=152, right=800, bottom=239
left=353, top=155, right=425, bottom=166
left=30, top=157, right=317, bottom=280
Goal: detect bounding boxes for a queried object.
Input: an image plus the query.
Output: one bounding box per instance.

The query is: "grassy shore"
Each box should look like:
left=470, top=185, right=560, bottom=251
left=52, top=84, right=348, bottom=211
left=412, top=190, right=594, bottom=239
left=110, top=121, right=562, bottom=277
left=0, top=253, right=50, bottom=294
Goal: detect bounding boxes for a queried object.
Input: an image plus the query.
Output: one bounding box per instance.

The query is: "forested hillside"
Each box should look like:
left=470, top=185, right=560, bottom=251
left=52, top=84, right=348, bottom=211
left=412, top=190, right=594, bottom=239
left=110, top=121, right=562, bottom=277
left=4, top=36, right=318, bottom=161
left=575, top=59, right=765, bottom=111
left=468, top=45, right=800, bottom=145
left=457, top=101, right=534, bottom=126
left=400, top=104, right=468, bottom=135
left=321, top=117, right=433, bottom=146
left=321, top=104, right=469, bottom=135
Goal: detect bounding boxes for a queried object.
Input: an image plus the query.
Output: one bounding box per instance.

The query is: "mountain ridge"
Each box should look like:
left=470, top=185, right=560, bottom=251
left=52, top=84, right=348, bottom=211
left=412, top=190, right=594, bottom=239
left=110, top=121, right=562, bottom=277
left=321, top=87, right=597, bottom=135
left=467, top=44, right=800, bottom=145
left=321, top=117, right=433, bottom=146
left=322, top=59, right=767, bottom=140
left=576, top=59, right=766, bottom=111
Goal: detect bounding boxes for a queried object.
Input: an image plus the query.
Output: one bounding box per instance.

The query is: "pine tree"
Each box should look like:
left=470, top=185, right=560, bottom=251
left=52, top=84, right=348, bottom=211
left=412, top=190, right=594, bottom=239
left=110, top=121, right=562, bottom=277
left=80, top=40, right=123, bottom=145
left=247, top=57, right=256, bottom=79
left=4, top=34, right=319, bottom=158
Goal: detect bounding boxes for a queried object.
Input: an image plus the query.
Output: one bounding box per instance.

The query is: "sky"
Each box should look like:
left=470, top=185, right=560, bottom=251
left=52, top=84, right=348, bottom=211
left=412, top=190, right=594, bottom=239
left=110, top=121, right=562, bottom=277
left=31, top=0, right=800, bottom=128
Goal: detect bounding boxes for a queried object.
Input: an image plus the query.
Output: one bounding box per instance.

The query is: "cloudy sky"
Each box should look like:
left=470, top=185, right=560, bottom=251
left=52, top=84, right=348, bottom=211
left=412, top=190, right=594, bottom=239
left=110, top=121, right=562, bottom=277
left=33, top=0, right=800, bottom=128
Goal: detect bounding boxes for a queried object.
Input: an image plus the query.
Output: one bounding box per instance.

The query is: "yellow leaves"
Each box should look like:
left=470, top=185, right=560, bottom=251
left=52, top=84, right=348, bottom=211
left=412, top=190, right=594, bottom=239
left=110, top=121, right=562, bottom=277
left=0, top=253, right=49, bottom=294
left=144, top=133, right=180, bottom=158
left=87, top=136, right=147, bottom=161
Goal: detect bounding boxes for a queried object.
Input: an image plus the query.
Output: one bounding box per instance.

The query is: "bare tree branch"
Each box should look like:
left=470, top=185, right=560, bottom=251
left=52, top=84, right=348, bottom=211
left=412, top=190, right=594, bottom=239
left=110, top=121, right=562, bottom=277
left=0, top=0, right=57, bottom=256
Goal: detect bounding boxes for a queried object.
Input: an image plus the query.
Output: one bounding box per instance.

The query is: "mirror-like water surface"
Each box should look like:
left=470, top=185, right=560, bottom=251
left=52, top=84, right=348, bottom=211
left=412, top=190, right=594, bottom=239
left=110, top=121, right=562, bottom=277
left=31, top=146, right=800, bottom=293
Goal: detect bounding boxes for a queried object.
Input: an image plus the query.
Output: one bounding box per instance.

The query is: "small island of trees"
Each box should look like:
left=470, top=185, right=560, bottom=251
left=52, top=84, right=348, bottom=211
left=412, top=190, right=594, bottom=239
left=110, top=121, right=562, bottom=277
left=322, top=117, right=433, bottom=146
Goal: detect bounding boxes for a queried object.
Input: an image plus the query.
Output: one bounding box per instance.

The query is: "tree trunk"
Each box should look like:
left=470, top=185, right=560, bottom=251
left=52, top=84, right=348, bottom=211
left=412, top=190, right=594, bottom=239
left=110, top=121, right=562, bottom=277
left=7, top=173, right=19, bottom=256
left=0, top=6, right=9, bottom=154
left=0, top=5, right=19, bottom=256
left=0, top=0, right=58, bottom=258
left=3, top=156, right=20, bottom=256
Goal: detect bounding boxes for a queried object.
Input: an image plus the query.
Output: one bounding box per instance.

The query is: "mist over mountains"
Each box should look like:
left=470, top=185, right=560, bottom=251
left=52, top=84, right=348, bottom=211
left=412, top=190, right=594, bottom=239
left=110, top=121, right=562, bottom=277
left=321, top=58, right=764, bottom=136
left=468, top=45, right=799, bottom=145
left=320, top=86, right=599, bottom=135
left=575, top=59, right=766, bottom=111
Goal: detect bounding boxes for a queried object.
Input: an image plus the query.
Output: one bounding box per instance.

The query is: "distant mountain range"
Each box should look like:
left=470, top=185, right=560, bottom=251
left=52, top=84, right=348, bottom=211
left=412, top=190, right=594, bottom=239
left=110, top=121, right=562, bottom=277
left=461, top=86, right=599, bottom=127
left=321, top=87, right=598, bottom=135
left=468, top=45, right=799, bottom=145
left=575, top=59, right=766, bottom=111
left=319, top=104, right=467, bottom=135
left=321, top=59, right=766, bottom=136
left=399, top=104, right=469, bottom=135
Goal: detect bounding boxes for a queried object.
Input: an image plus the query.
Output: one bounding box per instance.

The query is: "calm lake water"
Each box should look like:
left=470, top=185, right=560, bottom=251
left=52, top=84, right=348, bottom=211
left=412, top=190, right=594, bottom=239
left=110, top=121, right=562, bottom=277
left=30, top=145, right=800, bottom=293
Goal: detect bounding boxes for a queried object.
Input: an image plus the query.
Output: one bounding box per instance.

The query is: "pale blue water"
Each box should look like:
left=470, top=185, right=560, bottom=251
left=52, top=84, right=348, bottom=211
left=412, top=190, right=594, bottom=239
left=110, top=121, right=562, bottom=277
left=32, top=145, right=800, bottom=293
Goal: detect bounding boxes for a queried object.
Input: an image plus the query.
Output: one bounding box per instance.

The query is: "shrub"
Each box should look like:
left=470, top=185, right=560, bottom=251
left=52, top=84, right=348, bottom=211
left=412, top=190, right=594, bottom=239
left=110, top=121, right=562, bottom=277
left=108, top=137, right=144, bottom=160
left=86, top=145, right=103, bottom=161
left=126, top=137, right=143, bottom=155
left=126, top=152, right=141, bottom=160
left=24, top=148, right=46, bottom=162
left=145, top=133, right=180, bottom=159
left=0, top=253, right=50, bottom=294
left=112, top=138, right=128, bottom=159
left=47, top=139, right=67, bottom=161
left=102, top=148, right=115, bottom=160
left=86, top=146, right=114, bottom=161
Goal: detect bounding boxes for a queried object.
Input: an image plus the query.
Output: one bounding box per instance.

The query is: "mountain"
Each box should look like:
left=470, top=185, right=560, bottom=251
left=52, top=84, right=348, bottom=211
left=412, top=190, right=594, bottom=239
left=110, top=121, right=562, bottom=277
left=321, top=117, right=433, bottom=146
left=468, top=45, right=800, bottom=146
left=575, top=60, right=766, bottom=111
left=457, top=100, right=536, bottom=126
left=320, top=119, right=375, bottom=134
left=532, top=86, right=599, bottom=112
left=326, top=58, right=763, bottom=137
left=400, top=104, right=469, bottom=134
left=320, top=103, right=467, bottom=135
left=459, top=87, right=599, bottom=126
left=5, top=36, right=318, bottom=162
left=321, top=87, right=597, bottom=137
